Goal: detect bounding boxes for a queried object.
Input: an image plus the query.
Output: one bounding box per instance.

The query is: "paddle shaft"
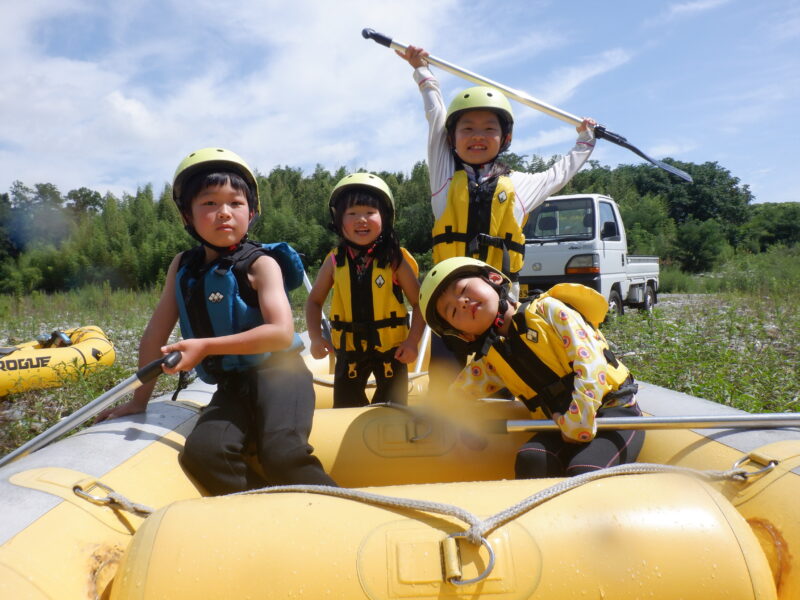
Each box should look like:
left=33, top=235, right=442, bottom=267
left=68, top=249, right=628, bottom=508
left=303, top=270, right=333, bottom=343
left=363, top=28, right=581, bottom=127
left=495, top=413, right=800, bottom=434
left=414, top=325, right=431, bottom=376
left=362, top=28, right=693, bottom=183
left=0, top=352, right=181, bottom=468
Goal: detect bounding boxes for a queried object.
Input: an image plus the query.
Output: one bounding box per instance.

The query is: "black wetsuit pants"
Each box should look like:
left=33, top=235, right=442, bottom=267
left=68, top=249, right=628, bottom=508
left=333, top=348, right=408, bottom=407
left=180, top=352, right=336, bottom=495
left=515, top=387, right=645, bottom=479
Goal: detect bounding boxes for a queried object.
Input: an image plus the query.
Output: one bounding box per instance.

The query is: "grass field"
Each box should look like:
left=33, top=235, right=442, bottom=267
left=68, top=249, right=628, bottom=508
left=1, top=249, right=798, bottom=458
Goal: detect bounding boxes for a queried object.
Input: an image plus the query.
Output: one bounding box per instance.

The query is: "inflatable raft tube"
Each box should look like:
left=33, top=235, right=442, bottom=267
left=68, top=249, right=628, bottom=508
left=110, top=473, right=775, bottom=599
left=2, top=379, right=800, bottom=598
left=0, top=326, right=115, bottom=396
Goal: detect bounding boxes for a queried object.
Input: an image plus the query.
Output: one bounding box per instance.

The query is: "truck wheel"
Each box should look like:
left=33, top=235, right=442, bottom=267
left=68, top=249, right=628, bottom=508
left=640, top=284, right=656, bottom=313
left=607, top=290, right=624, bottom=318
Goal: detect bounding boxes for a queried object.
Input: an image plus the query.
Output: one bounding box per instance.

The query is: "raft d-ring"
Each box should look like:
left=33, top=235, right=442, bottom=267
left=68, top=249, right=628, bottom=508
left=731, top=454, right=778, bottom=480
left=73, top=481, right=116, bottom=506
left=408, top=417, right=433, bottom=443
left=443, top=533, right=496, bottom=586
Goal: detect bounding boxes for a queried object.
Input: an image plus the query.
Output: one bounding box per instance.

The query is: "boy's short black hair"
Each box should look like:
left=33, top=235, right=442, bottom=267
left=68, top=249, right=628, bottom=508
left=179, top=171, right=256, bottom=213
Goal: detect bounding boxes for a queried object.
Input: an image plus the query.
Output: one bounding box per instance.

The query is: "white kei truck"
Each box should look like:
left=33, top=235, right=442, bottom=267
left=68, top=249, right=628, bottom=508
left=517, top=194, right=659, bottom=315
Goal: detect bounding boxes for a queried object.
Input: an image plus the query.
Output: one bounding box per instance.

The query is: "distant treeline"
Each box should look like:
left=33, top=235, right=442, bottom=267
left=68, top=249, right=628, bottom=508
left=1, top=155, right=798, bottom=295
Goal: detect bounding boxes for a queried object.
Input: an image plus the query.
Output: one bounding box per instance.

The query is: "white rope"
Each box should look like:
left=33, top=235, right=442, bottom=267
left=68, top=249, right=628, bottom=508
left=238, top=485, right=486, bottom=532
left=83, top=463, right=748, bottom=542
left=239, top=462, right=748, bottom=545
left=106, top=491, right=155, bottom=517
left=463, top=462, right=742, bottom=543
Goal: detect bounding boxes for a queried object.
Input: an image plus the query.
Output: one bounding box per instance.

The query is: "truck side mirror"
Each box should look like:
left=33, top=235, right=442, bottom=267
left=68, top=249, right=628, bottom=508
left=601, top=221, right=619, bottom=239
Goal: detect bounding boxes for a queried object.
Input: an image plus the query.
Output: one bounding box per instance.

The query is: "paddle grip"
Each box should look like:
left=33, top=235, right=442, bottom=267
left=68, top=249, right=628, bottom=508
left=594, top=125, right=628, bottom=145
left=361, top=28, right=392, bottom=47
left=136, top=351, right=183, bottom=384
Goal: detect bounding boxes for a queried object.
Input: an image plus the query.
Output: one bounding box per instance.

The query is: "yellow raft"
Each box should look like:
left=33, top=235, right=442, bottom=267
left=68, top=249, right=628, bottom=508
left=0, top=326, right=115, bottom=396
left=1, top=354, right=799, bottom=599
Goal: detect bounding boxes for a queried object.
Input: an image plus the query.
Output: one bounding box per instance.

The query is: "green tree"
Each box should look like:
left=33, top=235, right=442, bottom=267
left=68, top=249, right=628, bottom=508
left=0, top=192, right=16, bottom=260
left=741, top=202, right=800, bottom=251
left=394, top=161, right=433, bottom=255
left=66, top=187, right=103, bottom=216
left=618, top=194, right=677, bottom=257
left=674, top=219, right=730, bottom=273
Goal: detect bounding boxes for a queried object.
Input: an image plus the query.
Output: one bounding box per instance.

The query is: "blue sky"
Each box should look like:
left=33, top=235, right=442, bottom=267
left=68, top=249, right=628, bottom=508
left=1, top=0, right=798, bottom=204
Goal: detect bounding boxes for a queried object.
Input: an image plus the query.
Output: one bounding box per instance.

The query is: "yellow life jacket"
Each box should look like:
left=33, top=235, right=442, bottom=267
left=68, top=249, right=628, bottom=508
left=329, top=247, right=414, bottom=353
left=485, top=284, right=630, bottom=415
left=432, top=170, right=525, bottom=280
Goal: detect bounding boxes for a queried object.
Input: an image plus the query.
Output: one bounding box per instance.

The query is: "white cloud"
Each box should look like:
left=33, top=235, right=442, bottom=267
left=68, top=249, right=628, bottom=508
left=769, top=5, right=800, bottom=41
left=0, top=0, right=458, bottom=197
left=646, top=0, right=732, bottom=26
left=536, top=49, right=632, bottom=106
left=512, top=126, right=577, bottom=154
left=666, top=0, right=731, bottom=17
left=647, top=141, right=697, bottom=158
left=1, top=0, right=798, bottom=208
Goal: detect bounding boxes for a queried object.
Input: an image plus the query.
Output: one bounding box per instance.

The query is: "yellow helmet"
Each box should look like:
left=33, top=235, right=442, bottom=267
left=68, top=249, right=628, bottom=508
left=445, top=86, right=514, bottom=134
left=172, top=147, right=260, bottom=216
left=328, top=172, right=395, bottom=232
left=419, top=257, right=509, bottom=336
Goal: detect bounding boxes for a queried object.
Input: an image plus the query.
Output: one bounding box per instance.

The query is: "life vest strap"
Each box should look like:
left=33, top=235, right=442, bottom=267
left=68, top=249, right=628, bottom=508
left=330, top=315, right=409, bottom=332
left=493, top=301, right=576, bottom=416
left=331, top=314, right=409, bottom=351
left=432, top=230, right=522, bottom=281
left=431, top=231, right=524, bottom=255
left=466, top=232, right=525, bottom=255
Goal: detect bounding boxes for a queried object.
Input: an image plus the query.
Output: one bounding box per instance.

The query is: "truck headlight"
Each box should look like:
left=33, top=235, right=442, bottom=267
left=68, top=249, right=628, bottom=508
left=565, top=253, right=600, bottom=274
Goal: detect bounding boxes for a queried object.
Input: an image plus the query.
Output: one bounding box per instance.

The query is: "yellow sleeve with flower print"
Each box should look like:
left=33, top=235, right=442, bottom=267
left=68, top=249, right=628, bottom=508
left=449, top=358, right=507, bottom=402
left=539, top=296, right=613, bottom=442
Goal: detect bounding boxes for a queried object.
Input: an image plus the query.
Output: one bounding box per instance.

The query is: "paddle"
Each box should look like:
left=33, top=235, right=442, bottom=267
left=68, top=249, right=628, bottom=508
left=362, top=28, right=693, bottom=183
left=302, top=270, right=336, bottom=376
left=302, top=270, right=333, bottom=344
left=0, top=351, right=182, bottom=468
left=487, top=413, right=800, bottom=434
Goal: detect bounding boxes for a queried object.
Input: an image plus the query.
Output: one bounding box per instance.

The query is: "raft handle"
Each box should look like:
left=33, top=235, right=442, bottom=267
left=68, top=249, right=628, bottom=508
left=73, top=480, right=155, bottom=517
left=731, top=454, right=778, bottom=481
left=73, top=480, right=116, bottom=506
left=443, top=533, right=496, bottom=586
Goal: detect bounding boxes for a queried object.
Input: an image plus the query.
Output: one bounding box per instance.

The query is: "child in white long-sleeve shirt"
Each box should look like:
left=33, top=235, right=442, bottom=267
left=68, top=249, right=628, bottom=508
left=398, top=46, right=597, bottom=388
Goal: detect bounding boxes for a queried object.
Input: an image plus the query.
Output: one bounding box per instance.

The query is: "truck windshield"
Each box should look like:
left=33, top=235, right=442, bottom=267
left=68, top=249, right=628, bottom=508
left=524, top=197, right=594, bottom=241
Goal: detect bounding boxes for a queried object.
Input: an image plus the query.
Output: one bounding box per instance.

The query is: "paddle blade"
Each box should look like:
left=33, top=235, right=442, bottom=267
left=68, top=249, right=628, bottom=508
left=595, top=126, right=693, bottom=183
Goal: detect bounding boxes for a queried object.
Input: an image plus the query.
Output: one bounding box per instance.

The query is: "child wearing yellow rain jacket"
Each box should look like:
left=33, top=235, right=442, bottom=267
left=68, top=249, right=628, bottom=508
left=419, top=256, right=644, bottom=478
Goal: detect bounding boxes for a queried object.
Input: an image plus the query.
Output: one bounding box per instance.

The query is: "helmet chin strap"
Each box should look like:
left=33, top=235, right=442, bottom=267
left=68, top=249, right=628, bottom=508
left=184, top=224, right=245, bottom=254
left=343, top=234, right=384, bottom=280
left=472, top=283, right=510, bottom=360
left=343, top=233, right=382, bottom=253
